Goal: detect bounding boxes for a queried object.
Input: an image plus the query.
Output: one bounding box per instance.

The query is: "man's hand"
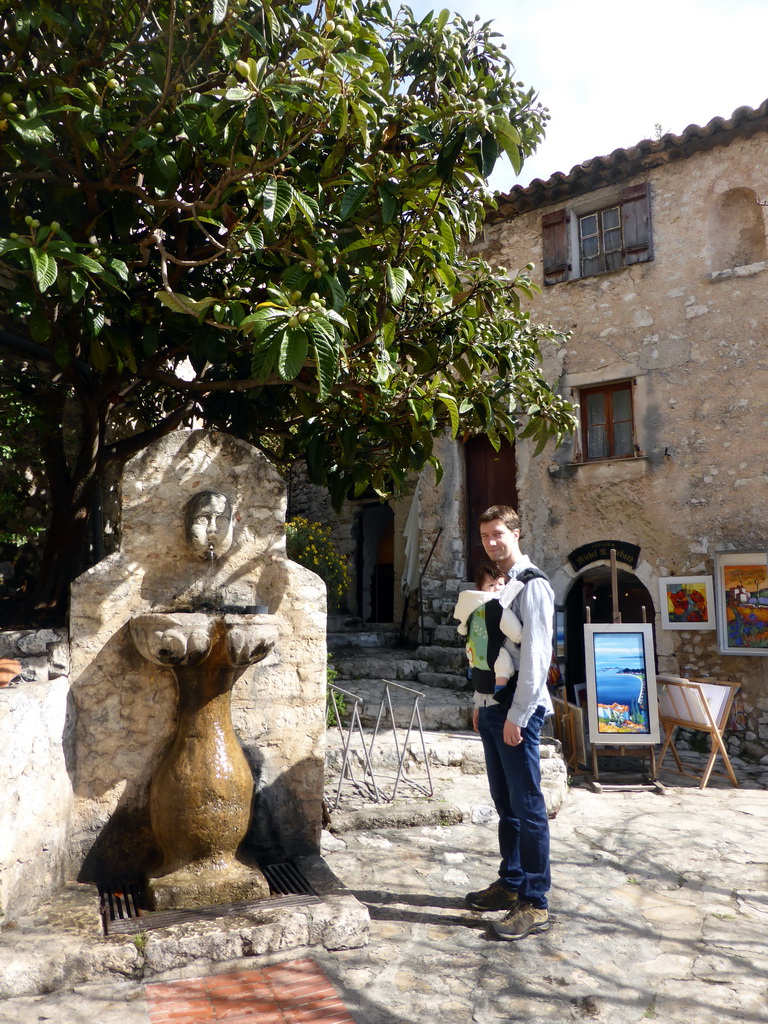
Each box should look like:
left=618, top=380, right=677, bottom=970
left=503, top=720, right=522, bottom=746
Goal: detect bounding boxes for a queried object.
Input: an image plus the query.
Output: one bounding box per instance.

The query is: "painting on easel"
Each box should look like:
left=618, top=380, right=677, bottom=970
left=584, top=623, right=660, bottom=745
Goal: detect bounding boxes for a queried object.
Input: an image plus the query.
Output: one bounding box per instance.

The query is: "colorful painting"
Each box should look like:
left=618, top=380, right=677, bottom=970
left=658, top=576, right=715, bottom=631
left=584, top=624, right=660, bottom=746
left=715, top=552, right=768, bottom=655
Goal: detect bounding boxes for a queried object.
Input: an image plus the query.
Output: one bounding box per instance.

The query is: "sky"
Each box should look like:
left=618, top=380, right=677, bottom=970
left=407, top=0, right=768, bottom=193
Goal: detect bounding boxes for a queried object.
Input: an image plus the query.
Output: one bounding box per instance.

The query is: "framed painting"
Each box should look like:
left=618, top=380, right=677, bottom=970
left=658, top=576, right=715, bottom=630
left=584, top=623, right=660, bottom=745
left=714, top=552, right=768, bottom=655
left=554, top=607, right=566, bottom=658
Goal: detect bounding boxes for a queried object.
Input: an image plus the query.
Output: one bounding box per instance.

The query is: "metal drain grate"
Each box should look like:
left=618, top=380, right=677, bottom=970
left=98, top=863, right=319, bottom=936
left=98, top=880, right=148, bottom=936
left=263, top=861, right=318, bottom=897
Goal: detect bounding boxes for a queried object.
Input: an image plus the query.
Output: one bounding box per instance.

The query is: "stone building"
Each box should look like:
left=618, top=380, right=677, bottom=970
left=300, top=99, right=768, bottom=761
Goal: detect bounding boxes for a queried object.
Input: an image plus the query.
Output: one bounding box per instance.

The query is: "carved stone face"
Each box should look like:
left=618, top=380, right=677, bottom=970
left=184, top=491, right=234, bottom=560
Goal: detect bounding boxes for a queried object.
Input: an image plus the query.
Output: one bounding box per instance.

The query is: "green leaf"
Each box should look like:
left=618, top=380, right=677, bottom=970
left=436, top=129, right=465, bottom=183
left=245, top=97, right=270, bottom=146
left=292, top=191, right=319, bottom=224
left=9, top=117, right=55, bottom=145
left=244, top=225, right=264, bottom=251
left=340, top=182, right=370, bottom=221
left=63, top=251, right=104, bottom=274
left=307, top=318, right=338, bottom=399
left=212, top=0, right=228, bottom=24
left=154, top=291, right=216, bottom=317
left=278, top=327, right=309, bottom=380
left=263, top=178, right=294, bottom=223
left=480, top=131, right=499, bottom=179
left=28, top=249, right=57, bottom=292
left=386, top=265, right=411, bottom=306
left=437, top=394, right=460, bottom=437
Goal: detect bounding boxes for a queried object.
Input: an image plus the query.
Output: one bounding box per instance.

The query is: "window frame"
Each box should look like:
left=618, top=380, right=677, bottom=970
left=542, top=182, right=653, bottom=286
left=578, top=380, right=637, bottom=462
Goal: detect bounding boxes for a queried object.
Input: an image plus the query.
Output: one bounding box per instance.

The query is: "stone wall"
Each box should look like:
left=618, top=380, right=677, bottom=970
left=0, top=629, right=72, bottom=919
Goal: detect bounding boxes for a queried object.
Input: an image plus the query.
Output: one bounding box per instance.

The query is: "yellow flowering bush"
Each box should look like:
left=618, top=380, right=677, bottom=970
left=285, top=517, right=350, bottom=610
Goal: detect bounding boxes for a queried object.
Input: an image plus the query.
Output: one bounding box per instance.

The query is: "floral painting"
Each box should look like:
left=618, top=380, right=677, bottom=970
left=658, top=576, right=715, bottom=631
left=715, top=553, right=768, bottom=655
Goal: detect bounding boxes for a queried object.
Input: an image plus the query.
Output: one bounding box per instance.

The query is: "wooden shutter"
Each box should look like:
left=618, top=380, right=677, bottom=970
left=621, top=183, right=652, bottom=264
left=542, top=208, right=569, bottom=285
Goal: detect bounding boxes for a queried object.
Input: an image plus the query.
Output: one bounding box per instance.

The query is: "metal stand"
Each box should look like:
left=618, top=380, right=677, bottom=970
left=327, top=684, right=380, bottom=810
left=369, top=680, right=434, bottom=801
left=326, top=680, right=434, bottom=808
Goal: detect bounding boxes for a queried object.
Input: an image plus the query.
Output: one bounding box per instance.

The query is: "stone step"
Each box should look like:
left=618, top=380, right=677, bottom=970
left=416, top=670, right=471, bottom=692
left=328, top=648, right=427, bottom=682
left=414, top=644, right=466, bottom=672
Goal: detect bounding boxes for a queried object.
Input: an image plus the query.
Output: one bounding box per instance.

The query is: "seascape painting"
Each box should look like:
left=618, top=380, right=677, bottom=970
left=715, top=553, right=768, bottom=655
left=584, top=623, right=660, bottom=746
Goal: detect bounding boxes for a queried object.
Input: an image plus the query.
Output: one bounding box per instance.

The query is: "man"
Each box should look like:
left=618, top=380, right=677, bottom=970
left=465, top=504, right=554, bottom=941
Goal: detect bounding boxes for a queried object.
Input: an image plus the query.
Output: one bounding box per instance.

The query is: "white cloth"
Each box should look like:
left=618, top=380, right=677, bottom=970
left=401, top=485, right=420, bottom=594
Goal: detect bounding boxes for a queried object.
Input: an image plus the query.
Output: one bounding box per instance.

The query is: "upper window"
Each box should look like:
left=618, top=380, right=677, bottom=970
left=579, top=381, right=636, bottom=461
left=542, top=183, right=653, bottom=286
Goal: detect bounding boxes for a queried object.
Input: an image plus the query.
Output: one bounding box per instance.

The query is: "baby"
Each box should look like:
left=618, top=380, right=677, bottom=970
left=453, top=562, right=524, bottom=730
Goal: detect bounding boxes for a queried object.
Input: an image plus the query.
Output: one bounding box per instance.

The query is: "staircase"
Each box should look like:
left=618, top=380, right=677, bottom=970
left=324, top=615, right=569, bottom=823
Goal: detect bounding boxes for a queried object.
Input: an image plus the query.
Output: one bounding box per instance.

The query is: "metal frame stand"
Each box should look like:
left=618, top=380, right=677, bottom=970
left=327, top=684, right=380, bottom=810
left=369, top=680, right=434, bottom=801
left=326, top=679, right=434, bottom=808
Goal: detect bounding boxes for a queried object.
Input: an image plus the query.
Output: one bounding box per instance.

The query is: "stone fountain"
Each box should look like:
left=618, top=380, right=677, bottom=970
left=68, top=430, right=328, bottom=907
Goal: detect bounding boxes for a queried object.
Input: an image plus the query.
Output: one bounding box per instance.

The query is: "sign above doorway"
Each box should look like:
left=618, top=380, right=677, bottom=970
left=568, top=540, right=640, bottom=573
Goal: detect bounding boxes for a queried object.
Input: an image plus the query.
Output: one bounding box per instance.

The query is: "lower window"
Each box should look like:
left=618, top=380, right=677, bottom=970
left=580, top=381, right=635, bottom=460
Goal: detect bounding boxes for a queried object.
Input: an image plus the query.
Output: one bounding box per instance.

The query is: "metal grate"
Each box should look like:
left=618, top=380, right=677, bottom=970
left=98, top=863, right=319, bottom=936
left=98, top=880, right=148, bottom=936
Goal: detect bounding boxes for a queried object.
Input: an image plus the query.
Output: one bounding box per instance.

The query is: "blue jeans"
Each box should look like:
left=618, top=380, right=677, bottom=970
left=477, top=703, right=551, bottom=909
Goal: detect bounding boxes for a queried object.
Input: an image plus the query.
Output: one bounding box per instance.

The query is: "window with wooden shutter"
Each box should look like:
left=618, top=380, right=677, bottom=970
left=621, top=182, right=652, bottom=265
left=542, top=208, right=569, bottom=285
left=546, top=182, right=653, bottom=283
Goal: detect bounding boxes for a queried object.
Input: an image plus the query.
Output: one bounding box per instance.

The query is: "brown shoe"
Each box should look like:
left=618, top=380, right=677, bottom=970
left=491, top=903, right=550, bottom=940
left=465, top=880, right=519, bottom=912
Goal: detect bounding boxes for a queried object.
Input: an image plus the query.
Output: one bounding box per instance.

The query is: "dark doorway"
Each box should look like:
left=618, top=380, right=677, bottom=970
left=464, top=435, right=517, bottom=582
left=355, top=504, right=395, bottom=623
left=563, top=566, right=655, bottom=702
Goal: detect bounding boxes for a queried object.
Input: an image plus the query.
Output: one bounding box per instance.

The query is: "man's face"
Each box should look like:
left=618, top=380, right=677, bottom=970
left=480, top=519, right=520, bottom=571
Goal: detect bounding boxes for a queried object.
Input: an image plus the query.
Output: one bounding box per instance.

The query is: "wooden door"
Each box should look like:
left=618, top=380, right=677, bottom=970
left=464, top=436, right=518, bottom=582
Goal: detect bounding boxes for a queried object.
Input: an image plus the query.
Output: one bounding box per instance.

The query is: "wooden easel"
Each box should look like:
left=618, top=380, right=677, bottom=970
left=657, top=676, right=740, bottom=789
left=586, top=550, right=664, bottom=794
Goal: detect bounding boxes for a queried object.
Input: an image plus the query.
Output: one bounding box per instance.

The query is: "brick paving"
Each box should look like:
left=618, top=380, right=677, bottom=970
left=145, top=958, right=356, bottom=1024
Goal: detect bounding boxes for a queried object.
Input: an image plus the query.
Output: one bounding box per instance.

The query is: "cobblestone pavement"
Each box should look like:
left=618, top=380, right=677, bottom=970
left=2, top=753, right=767, bottom=1024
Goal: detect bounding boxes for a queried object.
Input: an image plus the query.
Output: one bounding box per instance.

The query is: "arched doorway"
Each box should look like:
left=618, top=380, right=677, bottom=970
left=563, top=565, right=655, bottom=703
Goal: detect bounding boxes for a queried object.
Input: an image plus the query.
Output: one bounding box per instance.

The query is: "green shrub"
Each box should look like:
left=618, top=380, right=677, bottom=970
left=285, top=517, right=350, bottom=610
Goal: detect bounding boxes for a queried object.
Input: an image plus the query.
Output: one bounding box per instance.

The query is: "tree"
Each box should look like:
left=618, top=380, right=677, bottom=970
left=0, top=0, right=574, bottom=620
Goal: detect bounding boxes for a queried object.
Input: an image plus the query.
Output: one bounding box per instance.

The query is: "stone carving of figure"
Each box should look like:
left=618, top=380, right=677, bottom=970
left=184, top=491, right=234, bottom=560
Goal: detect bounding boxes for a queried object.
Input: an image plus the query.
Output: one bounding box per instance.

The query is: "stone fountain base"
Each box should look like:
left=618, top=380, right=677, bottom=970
left=150, top=861, right=271, bottom=911
left=0, top=856, right=368, bottom=1000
